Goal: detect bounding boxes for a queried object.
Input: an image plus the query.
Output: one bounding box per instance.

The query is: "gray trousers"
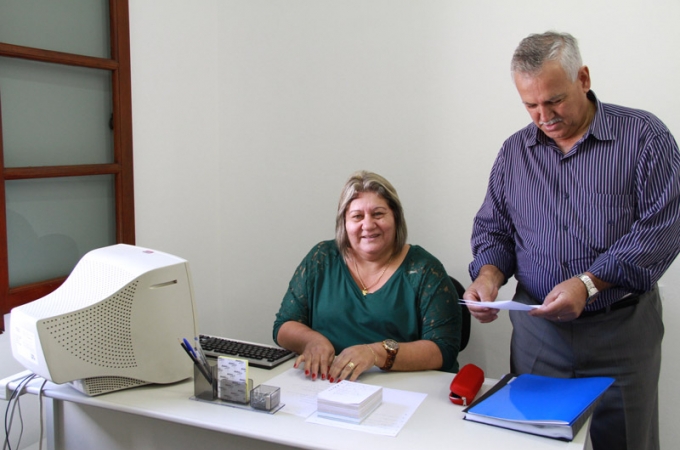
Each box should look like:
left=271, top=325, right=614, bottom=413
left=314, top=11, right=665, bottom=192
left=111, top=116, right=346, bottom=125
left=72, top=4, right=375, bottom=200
left=510, top=286, right=663, bottom=450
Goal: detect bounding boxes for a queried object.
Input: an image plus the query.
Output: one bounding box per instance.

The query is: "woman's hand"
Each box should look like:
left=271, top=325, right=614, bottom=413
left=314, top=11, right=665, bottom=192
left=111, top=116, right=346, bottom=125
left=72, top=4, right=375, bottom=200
left=293, top=335, right=336, bottom=381
left=328, top=344, right=378, bottom=382
left=277, top=321, right=336, bottom=380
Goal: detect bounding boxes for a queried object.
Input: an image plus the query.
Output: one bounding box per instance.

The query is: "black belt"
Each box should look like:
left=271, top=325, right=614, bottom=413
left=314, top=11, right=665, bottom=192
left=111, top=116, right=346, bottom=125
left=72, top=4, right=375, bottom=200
left=580, top=295, right=640, bottom=317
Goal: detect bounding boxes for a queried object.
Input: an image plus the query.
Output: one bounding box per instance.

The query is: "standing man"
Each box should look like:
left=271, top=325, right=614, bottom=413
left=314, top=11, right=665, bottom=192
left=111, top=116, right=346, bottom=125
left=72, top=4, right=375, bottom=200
left=466, top=31, right=680, bottom=450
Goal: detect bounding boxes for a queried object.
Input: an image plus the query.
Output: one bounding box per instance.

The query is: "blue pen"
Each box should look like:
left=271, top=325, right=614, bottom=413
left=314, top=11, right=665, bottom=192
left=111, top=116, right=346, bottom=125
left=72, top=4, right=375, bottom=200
left=179, top=339, right=212, bottom=383
left=183, top=338, right=197, bottom=358
left=186, top=337, right=213, bottom=382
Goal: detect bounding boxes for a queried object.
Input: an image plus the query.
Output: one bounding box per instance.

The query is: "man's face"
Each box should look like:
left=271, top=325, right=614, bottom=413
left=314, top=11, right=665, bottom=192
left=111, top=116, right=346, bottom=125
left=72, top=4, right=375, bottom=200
left=514, top=60, right=592, bottom=150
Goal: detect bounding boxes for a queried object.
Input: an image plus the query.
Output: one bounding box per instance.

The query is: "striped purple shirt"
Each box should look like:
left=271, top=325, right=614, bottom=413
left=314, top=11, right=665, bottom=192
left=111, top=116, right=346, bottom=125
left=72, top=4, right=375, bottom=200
left=469, top=92, right=680, bottom=311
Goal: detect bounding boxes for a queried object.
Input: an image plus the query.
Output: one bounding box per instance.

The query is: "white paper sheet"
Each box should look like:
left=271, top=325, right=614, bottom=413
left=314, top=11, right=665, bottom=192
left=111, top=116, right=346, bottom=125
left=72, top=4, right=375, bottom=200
left=264, top=368, right=427, bottom=436
left=307, top=387, right=426, bottom=436
left=459, top=300, right=540, bottom=311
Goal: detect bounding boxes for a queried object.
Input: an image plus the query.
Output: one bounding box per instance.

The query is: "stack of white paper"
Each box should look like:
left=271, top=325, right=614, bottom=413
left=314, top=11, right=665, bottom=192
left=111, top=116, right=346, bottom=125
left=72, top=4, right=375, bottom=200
left=317, top=380, right=383, bottom=423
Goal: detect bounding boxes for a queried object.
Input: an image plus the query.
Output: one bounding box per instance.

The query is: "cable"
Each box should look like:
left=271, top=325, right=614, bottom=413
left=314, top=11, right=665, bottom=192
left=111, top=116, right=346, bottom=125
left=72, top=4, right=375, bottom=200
left=38, top=379, right=47, bottom=450
left=3, top=374, right=32, bottom=450
left=12, top=398, right=23, bottom=450
left=3, top=373, right=37, bottom=450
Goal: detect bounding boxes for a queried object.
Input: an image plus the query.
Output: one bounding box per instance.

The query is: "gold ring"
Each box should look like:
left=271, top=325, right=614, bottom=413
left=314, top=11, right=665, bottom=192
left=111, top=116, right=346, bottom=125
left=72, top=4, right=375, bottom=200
left=346, top=361, right=355, bottom=370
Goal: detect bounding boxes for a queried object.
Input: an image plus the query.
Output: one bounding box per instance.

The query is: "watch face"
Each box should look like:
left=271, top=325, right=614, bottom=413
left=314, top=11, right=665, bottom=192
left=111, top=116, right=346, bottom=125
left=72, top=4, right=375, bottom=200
left=384, top=339, right=399, bottom=351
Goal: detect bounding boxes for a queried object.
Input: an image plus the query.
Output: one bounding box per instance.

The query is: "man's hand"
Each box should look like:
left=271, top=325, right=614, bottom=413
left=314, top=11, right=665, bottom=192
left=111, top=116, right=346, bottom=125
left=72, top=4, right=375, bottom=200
left=531, top=277, right=588, bottom=322
left=531, top=272, right=611, bottom=322
left=464, top=265, right=504, bottom=323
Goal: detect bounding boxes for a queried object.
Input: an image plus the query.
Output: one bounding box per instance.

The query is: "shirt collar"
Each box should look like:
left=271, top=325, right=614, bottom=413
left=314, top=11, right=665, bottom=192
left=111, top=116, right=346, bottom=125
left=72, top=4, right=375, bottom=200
left=585, top=91, right=615, bottom=142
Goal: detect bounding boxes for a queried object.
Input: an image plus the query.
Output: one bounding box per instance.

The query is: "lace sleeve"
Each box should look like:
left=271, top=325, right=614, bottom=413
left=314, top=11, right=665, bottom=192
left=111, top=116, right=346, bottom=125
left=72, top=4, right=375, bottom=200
left=272, top=242, right=330, bottom=344
left=405, top=248, right=462, bottom=372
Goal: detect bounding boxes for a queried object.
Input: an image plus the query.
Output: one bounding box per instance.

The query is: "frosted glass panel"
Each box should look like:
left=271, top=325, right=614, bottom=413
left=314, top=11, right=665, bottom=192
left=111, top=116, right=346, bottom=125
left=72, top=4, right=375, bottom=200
left=6, top=176, right=116, bottom=287
left=0, top=0, right=109, bottom=58
left=0, top=57, right=113, bottom=167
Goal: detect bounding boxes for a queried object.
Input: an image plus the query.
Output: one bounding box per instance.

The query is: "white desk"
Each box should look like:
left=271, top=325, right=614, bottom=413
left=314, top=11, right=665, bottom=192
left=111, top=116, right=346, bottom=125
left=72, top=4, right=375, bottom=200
left=2, top=362, right=591, bottom=450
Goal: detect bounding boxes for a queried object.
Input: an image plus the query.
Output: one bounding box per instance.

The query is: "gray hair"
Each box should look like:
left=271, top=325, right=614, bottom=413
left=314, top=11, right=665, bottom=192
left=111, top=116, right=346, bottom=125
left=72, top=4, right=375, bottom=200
left=511, top=31, right=583, bottom=82
left=335, top=171, right=407, bottom=258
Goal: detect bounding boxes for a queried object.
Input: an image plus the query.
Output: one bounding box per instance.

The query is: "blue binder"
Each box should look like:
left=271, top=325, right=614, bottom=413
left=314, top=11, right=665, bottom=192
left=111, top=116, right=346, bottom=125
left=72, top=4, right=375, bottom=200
left=463, top=373, right=614, bottom=440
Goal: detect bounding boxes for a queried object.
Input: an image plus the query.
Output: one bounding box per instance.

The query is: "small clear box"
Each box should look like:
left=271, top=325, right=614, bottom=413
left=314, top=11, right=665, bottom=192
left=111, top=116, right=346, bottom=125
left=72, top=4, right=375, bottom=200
left=193, top=364, right=217, bottom=401
left=250, top=385, right=280, bottom=411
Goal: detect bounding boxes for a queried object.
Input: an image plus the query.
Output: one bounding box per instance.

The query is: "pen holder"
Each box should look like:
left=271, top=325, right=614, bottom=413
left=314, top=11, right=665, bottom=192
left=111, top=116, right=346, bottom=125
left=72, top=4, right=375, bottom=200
left=192, top=364, right=253, bottom=404
left=193, top=364, right=218, bottom=401
left=190, top=362, right=284, bottom=414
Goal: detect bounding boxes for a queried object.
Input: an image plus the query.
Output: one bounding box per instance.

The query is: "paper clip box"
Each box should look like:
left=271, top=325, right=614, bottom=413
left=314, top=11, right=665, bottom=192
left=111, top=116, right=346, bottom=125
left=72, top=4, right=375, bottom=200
left=250, top=385, right=280, bottom=411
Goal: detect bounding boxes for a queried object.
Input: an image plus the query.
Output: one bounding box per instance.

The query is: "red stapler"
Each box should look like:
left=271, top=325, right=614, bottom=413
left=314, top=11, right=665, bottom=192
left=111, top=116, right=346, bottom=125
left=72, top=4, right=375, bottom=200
left=449, top=364, right=484, bottom=406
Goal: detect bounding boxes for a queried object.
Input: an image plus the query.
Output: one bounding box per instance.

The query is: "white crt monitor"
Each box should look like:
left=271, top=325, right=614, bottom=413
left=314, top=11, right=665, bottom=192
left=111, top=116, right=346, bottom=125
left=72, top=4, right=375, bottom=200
left=10, top=244, right=197, bottom=396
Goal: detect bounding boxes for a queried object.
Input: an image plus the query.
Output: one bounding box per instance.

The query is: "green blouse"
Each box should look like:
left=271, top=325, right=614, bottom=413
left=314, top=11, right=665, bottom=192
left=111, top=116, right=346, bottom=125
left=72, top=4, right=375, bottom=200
left=273, top=240, right=461, bottom=372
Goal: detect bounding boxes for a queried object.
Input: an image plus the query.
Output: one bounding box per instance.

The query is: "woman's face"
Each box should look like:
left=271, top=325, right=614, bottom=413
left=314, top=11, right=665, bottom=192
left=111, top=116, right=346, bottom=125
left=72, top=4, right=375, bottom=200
left=345, top=192, right=396, bottom=260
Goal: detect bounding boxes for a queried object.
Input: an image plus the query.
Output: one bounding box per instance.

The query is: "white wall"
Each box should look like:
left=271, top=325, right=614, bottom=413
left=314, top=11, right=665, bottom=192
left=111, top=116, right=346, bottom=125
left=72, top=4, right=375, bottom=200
left=2, top=0, right=678, bottom=448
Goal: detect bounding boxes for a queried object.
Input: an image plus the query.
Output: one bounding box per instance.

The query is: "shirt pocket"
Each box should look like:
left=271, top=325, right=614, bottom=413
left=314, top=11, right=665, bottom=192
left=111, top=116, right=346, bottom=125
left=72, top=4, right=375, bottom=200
left=582, top=192, right=636, bottom=249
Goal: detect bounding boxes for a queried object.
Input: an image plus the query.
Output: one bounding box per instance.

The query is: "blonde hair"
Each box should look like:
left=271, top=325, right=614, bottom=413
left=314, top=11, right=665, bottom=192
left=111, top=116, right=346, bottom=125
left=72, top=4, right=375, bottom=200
left=335, top=171, right=407, bottom=257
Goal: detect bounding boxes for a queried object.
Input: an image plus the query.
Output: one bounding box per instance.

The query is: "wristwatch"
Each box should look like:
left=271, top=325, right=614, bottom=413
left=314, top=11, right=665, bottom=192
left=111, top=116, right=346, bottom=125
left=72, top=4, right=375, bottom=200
left=575, top=273, right=599, bottom=303
left=380, top=339, right=399, bottom=371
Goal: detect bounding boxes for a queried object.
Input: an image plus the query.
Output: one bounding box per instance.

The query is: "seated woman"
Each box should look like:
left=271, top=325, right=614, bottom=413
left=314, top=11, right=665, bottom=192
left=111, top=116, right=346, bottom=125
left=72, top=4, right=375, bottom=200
left=273, top=171, right=461, bottom=382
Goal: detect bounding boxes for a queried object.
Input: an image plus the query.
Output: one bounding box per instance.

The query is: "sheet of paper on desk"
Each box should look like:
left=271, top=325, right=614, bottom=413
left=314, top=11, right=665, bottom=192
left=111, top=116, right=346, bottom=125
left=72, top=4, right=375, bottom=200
left=264, top=368, right=427, bottom=437
left=459, top=300, right=540, bottom=311
left=265, top=368, right=330, bottom=417
left=307, top=388, right=426, bottom=437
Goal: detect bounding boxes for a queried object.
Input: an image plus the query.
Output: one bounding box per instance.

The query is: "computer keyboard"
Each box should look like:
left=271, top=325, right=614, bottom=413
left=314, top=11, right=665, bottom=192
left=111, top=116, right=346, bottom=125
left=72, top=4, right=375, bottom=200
left=198, top=334, right=296, bottom=369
